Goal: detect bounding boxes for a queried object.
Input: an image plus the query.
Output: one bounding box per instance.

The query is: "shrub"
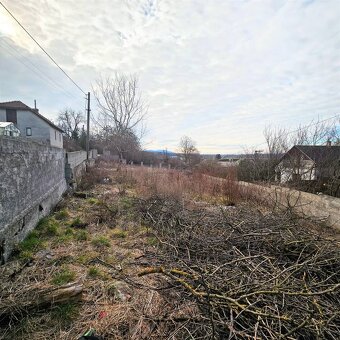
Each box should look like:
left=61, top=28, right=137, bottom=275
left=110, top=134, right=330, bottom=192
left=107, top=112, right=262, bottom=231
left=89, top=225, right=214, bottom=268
left=120, top=167, right=242, bottom=204
left=78, top=166, right=110, bottom=190
left=69, top=217, right=84, bottom=228
left=195, top=160, right=235, bottom=179
left=119, top=196, right=134, bottom=209
left=147, top=236, right=158, bottom=246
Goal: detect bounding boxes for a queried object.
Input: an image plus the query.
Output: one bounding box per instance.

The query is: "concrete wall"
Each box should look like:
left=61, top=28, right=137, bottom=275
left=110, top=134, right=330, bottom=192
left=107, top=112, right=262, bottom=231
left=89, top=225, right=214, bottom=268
left=65, top=151, right=87, bottom=188
left=91, top=149, right=98, bottom=159
left=239, top=181, right=340, bottom=231
left=66, top=150, right=87, bottom=169
left=0, top=108, right=63, bottom=148
left=65, top=150, right=99, bottom=188
left=0, top=136, right=67, bottom=263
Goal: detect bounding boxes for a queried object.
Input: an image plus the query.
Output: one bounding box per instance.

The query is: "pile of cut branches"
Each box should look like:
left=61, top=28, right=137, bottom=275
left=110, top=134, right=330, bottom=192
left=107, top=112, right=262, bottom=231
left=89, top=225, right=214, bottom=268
left=135, top=197, right=340, bottom=339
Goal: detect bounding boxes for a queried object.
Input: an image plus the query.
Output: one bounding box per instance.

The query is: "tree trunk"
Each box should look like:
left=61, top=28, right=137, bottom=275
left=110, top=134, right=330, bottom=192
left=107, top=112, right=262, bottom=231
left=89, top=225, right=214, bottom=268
left=0, top=282, right=83, bottom=326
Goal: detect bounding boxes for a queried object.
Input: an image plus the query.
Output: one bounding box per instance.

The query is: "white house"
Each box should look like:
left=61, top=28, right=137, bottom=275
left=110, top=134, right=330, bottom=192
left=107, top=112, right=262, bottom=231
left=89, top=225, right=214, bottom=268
left=0, top=101, right=63, bottom=148
left=0, top=122, right=21, bottom=137
left=218, top=156, right=241, bottom=167
left=276, top=144, right=340, bottom=183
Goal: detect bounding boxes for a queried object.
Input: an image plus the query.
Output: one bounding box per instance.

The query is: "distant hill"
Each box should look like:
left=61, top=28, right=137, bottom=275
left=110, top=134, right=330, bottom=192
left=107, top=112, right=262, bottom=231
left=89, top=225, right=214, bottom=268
left=145, top=151, right=247, bottom=159
left=201, top=154, right=242, bottom=160
left=145, top=149, right=177, bottom=156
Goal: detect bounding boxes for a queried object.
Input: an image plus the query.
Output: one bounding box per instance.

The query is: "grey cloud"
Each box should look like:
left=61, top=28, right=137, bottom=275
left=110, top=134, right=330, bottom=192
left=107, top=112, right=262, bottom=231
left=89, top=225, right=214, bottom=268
left=1, top=0, right=340, bottom=152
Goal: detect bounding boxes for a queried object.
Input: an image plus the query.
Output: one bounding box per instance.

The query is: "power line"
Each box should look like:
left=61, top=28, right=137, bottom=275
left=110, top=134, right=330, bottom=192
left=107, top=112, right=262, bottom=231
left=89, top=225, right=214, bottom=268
left=0, top=38, right=84, bottom=103
left=0, top=1, right=86, bottom=96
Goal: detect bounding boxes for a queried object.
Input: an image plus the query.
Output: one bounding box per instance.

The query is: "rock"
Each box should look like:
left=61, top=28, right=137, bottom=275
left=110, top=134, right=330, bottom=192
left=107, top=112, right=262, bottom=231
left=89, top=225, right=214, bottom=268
left=73, top=192, right=88, bottom=199
left=36, top=249, right=54, bottom=260
left=108, top=281, right=131, bottom=302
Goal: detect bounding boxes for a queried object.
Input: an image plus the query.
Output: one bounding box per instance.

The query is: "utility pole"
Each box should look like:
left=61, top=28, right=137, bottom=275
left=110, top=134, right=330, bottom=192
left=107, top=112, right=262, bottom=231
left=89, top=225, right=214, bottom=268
left=86, top=92, right=90, bottom=160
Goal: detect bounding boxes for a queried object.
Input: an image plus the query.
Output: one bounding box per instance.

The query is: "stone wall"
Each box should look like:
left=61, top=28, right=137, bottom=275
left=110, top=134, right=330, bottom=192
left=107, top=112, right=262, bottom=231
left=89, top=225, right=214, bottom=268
left=0, top=136, right=66, bottom=263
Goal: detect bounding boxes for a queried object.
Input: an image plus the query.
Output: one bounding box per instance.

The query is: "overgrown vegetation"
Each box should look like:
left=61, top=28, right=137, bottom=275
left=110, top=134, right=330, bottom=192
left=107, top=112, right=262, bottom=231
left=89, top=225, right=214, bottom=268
left=1, top=163, right=339, bottom=339
left=124, top=166, right=245, bottom=205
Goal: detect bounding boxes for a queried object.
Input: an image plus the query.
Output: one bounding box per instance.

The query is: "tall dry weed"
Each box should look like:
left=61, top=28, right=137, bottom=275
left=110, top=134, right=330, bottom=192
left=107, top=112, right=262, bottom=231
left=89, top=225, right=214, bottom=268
left=119, top=167, right=247, bottom=205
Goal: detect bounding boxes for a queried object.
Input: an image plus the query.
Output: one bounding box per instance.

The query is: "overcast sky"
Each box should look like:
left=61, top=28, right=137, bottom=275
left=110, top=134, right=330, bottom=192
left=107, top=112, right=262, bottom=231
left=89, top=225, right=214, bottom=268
left=0, top=0, right=340, bottom=153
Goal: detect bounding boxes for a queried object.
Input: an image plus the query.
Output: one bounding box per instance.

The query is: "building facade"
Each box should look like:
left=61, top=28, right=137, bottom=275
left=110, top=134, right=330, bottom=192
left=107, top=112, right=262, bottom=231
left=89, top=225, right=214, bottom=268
left=276, top=145, right=340, bottom=183
left=0, top=101, right=63, bottom=148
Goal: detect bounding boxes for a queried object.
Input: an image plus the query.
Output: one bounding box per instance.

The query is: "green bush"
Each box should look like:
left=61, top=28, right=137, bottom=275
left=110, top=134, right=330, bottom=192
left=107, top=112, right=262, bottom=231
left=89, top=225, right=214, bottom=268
left=68, top=217, right=83, bottom=228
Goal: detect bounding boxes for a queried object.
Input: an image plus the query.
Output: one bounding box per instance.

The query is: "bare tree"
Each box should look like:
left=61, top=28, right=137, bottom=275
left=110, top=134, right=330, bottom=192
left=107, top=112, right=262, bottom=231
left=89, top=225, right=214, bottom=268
left=93, top=73, right=148, bottom=159
left=262, top=126, right=291, bottom=181
left=95, top=125, right=140, bottom=160
left=179, top=136, right=200, bottom=166
left=57, top=108, right=85, bottom=140
left=264, top=126, right=290, bottom=157
left=264, top=118, right=339, bottom=154
left=292, top=118, right=339, bottom=146
left=94, top=73, right=147, bottom=134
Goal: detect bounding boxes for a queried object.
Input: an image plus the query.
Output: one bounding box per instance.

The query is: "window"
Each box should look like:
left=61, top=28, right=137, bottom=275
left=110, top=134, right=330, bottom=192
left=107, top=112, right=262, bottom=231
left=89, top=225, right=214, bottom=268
left=55, top=130, right=57, bottom=140
left=59, top=132, right=62, bottom=141
left=6, top=109, right=17, bottom=124
left=26, top=127, right=32, bottom=136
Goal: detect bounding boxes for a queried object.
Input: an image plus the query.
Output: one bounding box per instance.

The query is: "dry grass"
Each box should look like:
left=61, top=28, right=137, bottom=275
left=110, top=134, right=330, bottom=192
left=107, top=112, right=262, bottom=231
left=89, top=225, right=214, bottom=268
left=1, top=164, right=338, bottom=339
left=0, top=167, right=189, bottom=339
left=124, top=166, right=244, bottom=205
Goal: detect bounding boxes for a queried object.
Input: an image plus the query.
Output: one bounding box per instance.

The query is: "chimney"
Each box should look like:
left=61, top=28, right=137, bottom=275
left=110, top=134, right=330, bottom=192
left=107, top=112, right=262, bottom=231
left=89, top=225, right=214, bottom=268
left=326, top=140, right=332, bottom=147
left=34, top=99, right=39, bottom=112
